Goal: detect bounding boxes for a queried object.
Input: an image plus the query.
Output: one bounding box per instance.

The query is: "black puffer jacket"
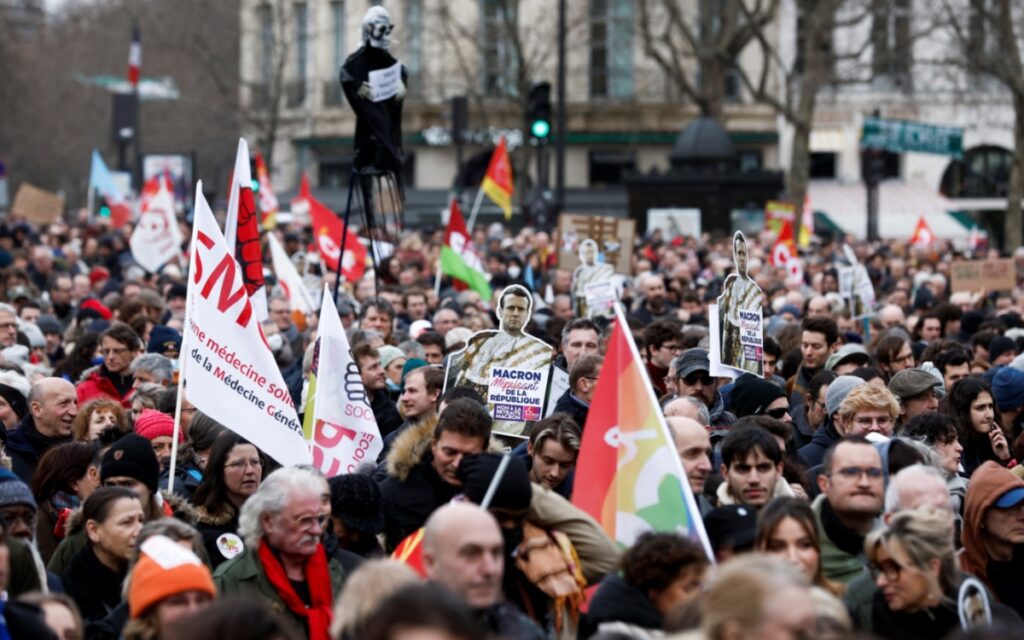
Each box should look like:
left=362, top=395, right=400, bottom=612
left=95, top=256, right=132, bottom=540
left=580, top=573, right=664, bottom=639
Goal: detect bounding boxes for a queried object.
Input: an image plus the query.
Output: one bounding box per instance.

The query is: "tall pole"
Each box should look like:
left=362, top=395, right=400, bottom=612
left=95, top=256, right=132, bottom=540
left=555, top=0, right=567, bottom=218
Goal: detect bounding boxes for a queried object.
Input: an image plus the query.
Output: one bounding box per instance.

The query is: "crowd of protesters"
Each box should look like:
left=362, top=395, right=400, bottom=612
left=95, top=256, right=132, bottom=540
left=0, top=212, right=1020, bottom=640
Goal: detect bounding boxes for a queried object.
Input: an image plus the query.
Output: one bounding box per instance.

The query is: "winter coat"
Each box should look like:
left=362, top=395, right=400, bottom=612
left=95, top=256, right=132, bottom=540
left=75, top=365, right=134, bottom=409
left=378, top=414, right=458, bottom=550
left=581, top=573, right=665, bottom=639
left=812, top=494, right=871, bottom=585
left=527, top=483, right=619, bottom=586
left=195, top=503, right=242, bottom=570
left=715, top=474, right=795, bottom=507
left=552, top=389, right=589, bottom=431
left=3, top=600, right=58, bottom=640
left=798, top=418, right=840, bottom=469
left=6, top=413, right=71, bottom=483
left=62, top=544, right=127, bottom=622
left=370, top=389, right=403, bottom=439
left=961, top=461, right=1024, bottom=616
left=213, top=543, right=345, bottom=639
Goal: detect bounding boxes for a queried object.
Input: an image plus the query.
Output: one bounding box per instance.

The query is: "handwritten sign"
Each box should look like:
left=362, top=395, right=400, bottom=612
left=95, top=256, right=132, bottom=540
left=488, top=366, right=548, bottom=423
left=951, top=259, right=1016, bottom=293
left=368, top=62, right=402, bottom=102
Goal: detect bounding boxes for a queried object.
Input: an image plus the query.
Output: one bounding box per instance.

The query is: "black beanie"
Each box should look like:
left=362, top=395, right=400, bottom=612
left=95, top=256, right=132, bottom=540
left=457, top=453, right=533, bottom=512
left=101, top=434, right=160, bottom=493
left=0, top=384, right=27, bottom=422
left=729, top=373, right=787, bottom=418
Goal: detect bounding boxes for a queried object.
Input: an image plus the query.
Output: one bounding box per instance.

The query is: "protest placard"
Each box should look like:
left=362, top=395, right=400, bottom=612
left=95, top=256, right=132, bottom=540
left=488, top=366, right=548, bottom=422
left=557, top=214, right=634, bottom=274
left=583, top=280, right=617, bottom=319
left=368, top=62, right=402, bottom=102
left=11, top=183, right=63, bottom=224
left=951, top=258, right=1016, bottom=293
left=713, top=231, right=764, bottom=377
left=130, top=179, right=182, bottom=273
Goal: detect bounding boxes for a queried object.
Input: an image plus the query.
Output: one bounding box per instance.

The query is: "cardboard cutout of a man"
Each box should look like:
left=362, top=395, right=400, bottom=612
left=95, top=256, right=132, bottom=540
left=446, top=285, right=554, bottom=436
left=718, top=232, right=763, bottom=375
left=572, top=238, right=615, bottom=318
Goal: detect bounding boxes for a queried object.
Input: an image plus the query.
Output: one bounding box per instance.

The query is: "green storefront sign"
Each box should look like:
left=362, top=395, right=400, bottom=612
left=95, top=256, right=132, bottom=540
left=861, top=117, right=963, bottom=158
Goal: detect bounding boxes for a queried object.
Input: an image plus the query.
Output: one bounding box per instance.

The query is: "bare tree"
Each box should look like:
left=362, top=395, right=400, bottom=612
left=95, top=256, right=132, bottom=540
left=239, top=0, right=292, bottom=172
left=636, top=0, right=777, bottom=122
left=941, top=0, right=1024, bottom=250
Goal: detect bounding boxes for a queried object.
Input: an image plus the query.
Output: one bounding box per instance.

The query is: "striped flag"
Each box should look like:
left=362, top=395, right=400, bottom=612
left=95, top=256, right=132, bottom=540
left=440, top=198, right=491, bottom=300
left=572, top=305, right=713, bottom=556
left=481, top=136, right=513, bottom=220
left=128, top=23, right=141, bottom=88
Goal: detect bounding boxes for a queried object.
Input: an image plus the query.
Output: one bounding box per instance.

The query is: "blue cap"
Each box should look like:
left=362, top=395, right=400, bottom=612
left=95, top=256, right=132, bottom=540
left=995, top=487, right=1024, bottom=509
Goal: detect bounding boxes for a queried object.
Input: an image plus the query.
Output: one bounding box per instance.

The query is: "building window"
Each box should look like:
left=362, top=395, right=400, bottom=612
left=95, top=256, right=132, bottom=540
left=794, top=3, right=834, bottom=77
left=258, top=4, right=273, bottom=87
left=325, top=1, right=345, bottom=106
left=940, top=145, right=1012, bottom=198
left=589, top=150, right=636, bottom=186
left=406, top=0, right=423, bottom=98
left=810, top=152, right=837, bottom=179
left=871, top=0, right=912, bottom=90
left=738, top=149, right=762, bottom=173
left=289, top=2, right=308, bottom=107
left=590, top=0, right=634, bottom=99
left=480, top=0, right=518, bottom=97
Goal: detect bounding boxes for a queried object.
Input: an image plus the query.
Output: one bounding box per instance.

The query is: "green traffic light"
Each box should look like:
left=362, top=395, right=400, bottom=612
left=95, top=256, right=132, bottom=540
left=531, top=119, right=551, bottom=138
left=251, top=178, right=260, bottom=192
left=99, top=206, right=111, bottom=217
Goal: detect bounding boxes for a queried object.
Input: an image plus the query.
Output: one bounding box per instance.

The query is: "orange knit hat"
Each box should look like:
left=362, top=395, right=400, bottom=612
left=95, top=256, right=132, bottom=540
left=128, top=535, right=216, bottom=618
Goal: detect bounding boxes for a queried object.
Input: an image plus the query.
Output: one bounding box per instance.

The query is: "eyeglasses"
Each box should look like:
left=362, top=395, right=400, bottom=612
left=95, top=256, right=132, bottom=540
left=853, top=416, right=892, bottom=429
left=869, top=558, right=904, bottom=582
left=683, top=372, right=713, bottom=386
left=661, top=343, right=683, bottom=353
left=766, top=407, right=790, bottom=420
left=224, top=458, right=263, bottom=471
left=286, top=512, right=328, bottom=531
left=831, top=466, right=884, bottom=480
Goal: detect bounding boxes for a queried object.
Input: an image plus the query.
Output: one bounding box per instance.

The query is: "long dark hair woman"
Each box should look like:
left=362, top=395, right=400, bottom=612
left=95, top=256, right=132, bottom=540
left=756, top=496, right=843, bottom=597
left=191, top=431, right=265, bottom=569
left=946, top=377, right=1010, bottom=476
left=30, top=442, right=102, bottom=564
left=61, top=486, right=145, bottom=622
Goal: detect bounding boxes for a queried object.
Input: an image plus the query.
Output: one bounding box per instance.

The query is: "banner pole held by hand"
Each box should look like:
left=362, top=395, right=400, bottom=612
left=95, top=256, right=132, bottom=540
left=480, top=452, right=512, bottom=510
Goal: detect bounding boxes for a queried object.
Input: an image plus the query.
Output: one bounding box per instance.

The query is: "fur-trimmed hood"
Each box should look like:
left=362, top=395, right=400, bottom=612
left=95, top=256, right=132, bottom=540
left=385, top=415, right=439, bottom=482
left=384, top=413, right=505, bottom=482
left=194, top=502, right=238, bottom=527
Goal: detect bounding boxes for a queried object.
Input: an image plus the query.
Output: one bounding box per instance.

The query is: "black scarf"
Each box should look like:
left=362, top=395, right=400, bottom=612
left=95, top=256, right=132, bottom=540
left=820, top=498, right=867, bottom=557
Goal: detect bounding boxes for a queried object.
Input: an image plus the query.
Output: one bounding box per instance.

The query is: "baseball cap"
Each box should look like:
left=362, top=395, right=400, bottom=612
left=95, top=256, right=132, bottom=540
left=675, top=349, right=711, bottom=379
left=995, top=487, right=1024, bottom=509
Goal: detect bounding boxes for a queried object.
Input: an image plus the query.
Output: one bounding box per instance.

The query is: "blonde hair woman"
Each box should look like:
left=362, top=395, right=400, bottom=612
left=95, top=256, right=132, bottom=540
left=329, top=559, right=419, bottom=640
left=835, top=384, right=900, bottom=438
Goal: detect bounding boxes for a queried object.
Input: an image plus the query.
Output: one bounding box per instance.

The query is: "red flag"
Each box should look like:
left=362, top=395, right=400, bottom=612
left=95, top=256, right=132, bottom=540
left=909, top=216, right=935, bottom=249
left=301, top=186, right=367, bottom=282
left=481, top=137, right=513, bottom=220
left=127, top=23, right=141, bottom=88
left=223, top=139, right=267, bottom=322
left=254, top=153, right=279, bottom=230
left=769, top=220, right=796, bottom=267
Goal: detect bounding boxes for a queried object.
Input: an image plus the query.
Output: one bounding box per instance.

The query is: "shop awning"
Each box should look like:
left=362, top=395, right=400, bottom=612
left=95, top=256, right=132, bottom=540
left=807, top=181, right=967, bottom=239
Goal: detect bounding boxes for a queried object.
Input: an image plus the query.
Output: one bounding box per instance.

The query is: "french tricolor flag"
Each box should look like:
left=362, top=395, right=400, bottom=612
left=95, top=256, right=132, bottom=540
left=127, top=23, right=141, bottom=88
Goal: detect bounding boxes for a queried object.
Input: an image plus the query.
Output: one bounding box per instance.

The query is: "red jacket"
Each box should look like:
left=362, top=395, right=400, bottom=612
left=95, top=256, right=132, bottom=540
left=76, top=368, right=134, bottom=408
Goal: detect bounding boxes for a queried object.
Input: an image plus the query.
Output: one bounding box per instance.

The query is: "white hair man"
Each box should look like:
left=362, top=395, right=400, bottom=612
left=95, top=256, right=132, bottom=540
left=130, top=354, right=174, bottom=388
left=215, top=467, right=345, bottom=639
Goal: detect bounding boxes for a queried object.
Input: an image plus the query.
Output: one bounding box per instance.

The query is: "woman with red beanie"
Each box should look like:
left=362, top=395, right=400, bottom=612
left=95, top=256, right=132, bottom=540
left=134, top=409, right=183, bottom=471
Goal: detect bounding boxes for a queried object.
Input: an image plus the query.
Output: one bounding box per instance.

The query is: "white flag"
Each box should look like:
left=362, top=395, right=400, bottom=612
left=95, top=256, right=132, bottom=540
left=130, top=180, right=182, bottom=273
left=223, top=138, right=268, bottom=323
left=184, top=182, right=310, bottom=467
left=267, top=233, right=318, bottom=315
left=307, top=286, right=382, bottom=476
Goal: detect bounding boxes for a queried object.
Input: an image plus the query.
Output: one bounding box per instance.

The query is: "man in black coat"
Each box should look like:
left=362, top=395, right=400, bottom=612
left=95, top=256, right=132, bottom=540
left=6, top=378, right=76, bottom=483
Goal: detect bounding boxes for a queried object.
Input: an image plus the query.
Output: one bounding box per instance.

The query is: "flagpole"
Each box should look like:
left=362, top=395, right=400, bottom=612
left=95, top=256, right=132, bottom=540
left=332, top=171, right=358, bottom=304
left=465, top=187, right=486, bottom=231
left=87, top=185, right=95, bottom=221
left=167, top=181, right=203, bottom=495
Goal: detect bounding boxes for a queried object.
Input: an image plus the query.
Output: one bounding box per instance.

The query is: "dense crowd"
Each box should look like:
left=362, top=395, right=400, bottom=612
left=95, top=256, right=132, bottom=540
left=0, top=213, right=1020, bottom=640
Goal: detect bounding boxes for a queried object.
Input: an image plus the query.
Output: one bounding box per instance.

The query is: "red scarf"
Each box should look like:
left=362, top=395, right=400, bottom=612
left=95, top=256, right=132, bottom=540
left=257, top=542, right=333, bottom=640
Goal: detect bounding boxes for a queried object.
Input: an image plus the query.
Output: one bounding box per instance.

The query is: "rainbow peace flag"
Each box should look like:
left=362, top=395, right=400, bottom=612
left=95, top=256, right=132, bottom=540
left=572, top=306, right=713, bottom=557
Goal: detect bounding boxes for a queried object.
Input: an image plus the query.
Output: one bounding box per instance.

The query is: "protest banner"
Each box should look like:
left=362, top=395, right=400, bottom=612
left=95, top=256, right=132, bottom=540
left=951, top=258, right=1016, bottom=293
left=303, top=287, right=382, bottom=476
left=182, top=183, right=310, bottom=467
left=571, top=238, right=616, bottom=319
left=130, top=178, right=182, bottom=273
left=558, top=214, right=634, bottom=274
left=445, top=284, right=553, bottom=437
left=267, top=233, right=318, bottom=315
left=223, top=138, right=267, bottom=323
left=572, top=305, right=713, bottom=556
left=712, top=231, right=764, bottom=377
left=646, top=208, right=701, bottom=240
left=765, top=200, right=795, bottom=234
left=11, top=183, right=63, bottom=225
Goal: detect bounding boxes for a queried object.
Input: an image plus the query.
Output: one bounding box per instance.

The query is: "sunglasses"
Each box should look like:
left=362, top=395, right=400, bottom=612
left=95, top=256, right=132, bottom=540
left=766, top=407, right=789, bottom=420
left=682, top=372, right=713, bottom=386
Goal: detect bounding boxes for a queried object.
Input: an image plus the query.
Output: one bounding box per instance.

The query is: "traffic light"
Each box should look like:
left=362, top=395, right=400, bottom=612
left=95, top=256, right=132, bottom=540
left=526, top=81, right=552, bottom=142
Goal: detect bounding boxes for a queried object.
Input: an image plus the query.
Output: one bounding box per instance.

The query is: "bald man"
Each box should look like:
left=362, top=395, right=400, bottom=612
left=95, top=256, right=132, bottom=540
left=667, top=416, right=714, bottom=516
left=423, top=503, right=544, bottom=639
left=7, top=377, right=77, bottom=481
left=664, top=396, right=710, bottom=427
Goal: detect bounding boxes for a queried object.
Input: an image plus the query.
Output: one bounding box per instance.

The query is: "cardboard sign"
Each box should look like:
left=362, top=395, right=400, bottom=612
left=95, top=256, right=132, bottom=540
left=10, top=183, right=63, bottom=224
left=951, top=259, right=1016, bottom=293
left=488, top=366, right=549, bottom=422
left=558, top=214, right=634, bottom=274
